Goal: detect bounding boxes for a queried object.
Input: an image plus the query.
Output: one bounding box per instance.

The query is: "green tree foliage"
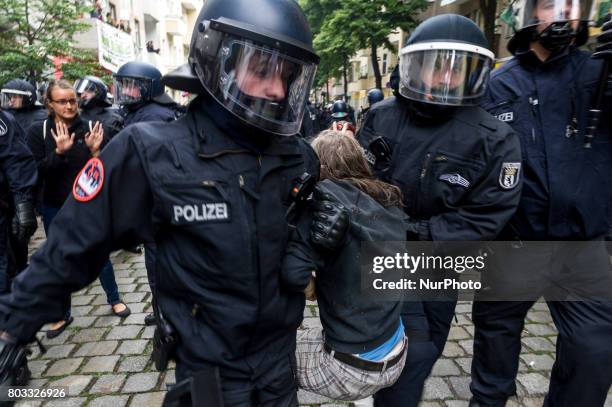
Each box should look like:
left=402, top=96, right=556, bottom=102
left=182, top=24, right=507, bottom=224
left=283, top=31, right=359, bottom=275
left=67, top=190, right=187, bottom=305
left=0, top=0, right=99, bottom=86
left=301, top=0, right=428, bottom=91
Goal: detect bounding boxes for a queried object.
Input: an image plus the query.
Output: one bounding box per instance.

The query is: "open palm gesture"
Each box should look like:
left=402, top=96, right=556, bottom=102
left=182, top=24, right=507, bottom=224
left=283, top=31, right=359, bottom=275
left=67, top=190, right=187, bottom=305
left=51, top=121, right=75, bottom=155
left=85, top=121, right=104, bottom=157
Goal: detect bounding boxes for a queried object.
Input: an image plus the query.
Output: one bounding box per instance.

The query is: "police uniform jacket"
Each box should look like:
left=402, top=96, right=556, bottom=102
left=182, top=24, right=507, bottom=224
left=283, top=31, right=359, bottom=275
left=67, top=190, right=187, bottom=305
left=357, top=97, right=522, bottom=241
left=0, top=99, right=320, bottom=377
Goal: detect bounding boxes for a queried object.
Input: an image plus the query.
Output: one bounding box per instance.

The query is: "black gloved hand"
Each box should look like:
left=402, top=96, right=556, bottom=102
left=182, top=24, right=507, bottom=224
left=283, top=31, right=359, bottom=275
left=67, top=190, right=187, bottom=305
left=12, top=201, right=37, bottom=242
left=405, top=215, right=431, bottom=241
left=0, top=333, right=31, bottom=392
left=310, top=187, right=350, bottom=251
left=593, top=13, right=612, bottom=60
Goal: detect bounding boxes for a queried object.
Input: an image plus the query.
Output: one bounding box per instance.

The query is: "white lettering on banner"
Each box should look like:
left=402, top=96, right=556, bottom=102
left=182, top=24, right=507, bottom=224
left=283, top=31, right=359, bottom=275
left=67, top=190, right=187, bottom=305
left=173, top=203, right=229, bottom=223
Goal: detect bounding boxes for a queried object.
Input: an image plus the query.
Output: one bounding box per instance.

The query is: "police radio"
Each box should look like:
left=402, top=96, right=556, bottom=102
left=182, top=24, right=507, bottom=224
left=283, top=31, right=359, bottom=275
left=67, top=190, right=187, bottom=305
left=285, top=172, right=317, bottom=224
left=368, top=136, right=393, bottom=171
left=151, top=299, right=178, bottom=371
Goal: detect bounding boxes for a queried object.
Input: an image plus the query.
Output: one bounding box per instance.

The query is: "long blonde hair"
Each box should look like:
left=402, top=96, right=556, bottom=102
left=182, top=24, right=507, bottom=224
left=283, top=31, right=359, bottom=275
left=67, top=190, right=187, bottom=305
left=311, top=130, right=403, bottom=208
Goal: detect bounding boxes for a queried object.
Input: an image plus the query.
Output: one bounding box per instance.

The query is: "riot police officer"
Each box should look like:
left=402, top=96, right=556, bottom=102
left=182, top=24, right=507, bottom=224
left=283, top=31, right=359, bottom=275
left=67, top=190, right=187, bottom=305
left=356, top=15, right=522, bottom=406
left=1, top=80, right=48, bottom=135
left=331, top=100, right=356, bottom=126
left=0, top=1, right=346, bottom=405
left=470, top=2, right=612, bottom=406
left=113, top=61, right=179, bottom=127
left=358, top=88, right=384, bottom=128
left=74, top=76, right=124, bottom=138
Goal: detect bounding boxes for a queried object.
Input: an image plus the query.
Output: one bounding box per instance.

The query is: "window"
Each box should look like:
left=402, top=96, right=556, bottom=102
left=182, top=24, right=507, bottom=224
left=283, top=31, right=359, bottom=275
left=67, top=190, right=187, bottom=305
left=134, top=19, right=141, bottom=48
left=382, top=53, right=388, bottom=76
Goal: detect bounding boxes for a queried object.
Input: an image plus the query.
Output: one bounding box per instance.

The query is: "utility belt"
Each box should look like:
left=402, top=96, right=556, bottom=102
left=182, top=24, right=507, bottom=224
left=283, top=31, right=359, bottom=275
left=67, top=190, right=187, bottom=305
left=323, top=337, right=407, bottom=373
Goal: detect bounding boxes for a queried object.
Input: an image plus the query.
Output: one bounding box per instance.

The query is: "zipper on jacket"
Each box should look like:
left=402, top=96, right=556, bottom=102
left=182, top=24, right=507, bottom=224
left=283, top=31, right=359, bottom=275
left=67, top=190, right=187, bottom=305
left=528, top=97, right=539, bottom=143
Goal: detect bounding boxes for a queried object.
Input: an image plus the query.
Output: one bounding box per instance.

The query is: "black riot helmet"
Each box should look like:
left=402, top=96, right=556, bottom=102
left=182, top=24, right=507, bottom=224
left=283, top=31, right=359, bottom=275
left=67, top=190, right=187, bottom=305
left=399, top=14, right=494, bottom=107
left=367, top=88, right=384, bottom=106
left=331, top=100, right=349, bottom=119
left=505, top=0, right=592, bottom=54
left=162, top=0, right=320, bottom=136
left=113, top=62, right=170, bottom=106
left=74, top=76, right=111, bottom=109
left=1, top=79, right=37, bottom=110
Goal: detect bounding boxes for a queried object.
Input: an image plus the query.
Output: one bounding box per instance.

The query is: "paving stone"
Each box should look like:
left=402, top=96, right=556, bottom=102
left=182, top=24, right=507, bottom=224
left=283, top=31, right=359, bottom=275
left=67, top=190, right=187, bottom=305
left=14, top=401, right=42, bottom=407
left=48, top=375, right=93, bottom=396
left=445, top=401, right=469, bottom=407
left=448, top=326, right=470, bottom=340
left=25, top=378, right=47, bottom=390
left=129, top=392, right=166, bottom=407
left=448, top=376, right=472, bottom=400
left=297, top=390, right=335, bottom=404
left=122, top=372, right=160, bottom=393
left=524, top=323, right=557, bottom=337
left=90, top=306, right=114, bottom=316
left=442, top=342, right=464, bottom=357
left=70, top=317, right=97, bottom=328
left=455, top=358, right=472, bottom=374
left=418, top=403, right=444, bottom=407
left=90, top=374, right=127, bottom=394
left=88, top=395, right=129, bottom=407
left=163, top=370, right=176, bottom=387
left=117, top=356, right=150, bottom=372
left=44, top=398, right=87, bottom=407
left=136, top=284, right=152, bottom=293
left=115, top=277, right=136, bottom=285
left=520, top=354, right=555, bottom=371
left=91, top=295, right=110, bottom=306
left=75, top=341, right=118, bottom=357
left=71, top=306, right=94, bottom=317
left=81, top=355, right=120, bottom=373
left=121, top=313, right=148, bottom=326
left=432, top=359, right=461, bottom=376
left=455, top=302, right=472, bottom=314
left=458, top=340, right=473, bottom=355
left=106, top=326, right=142, bottom=340
left=531, top=302, right=549, bottom=311
left=140, top=326, right=156, bottom=339
left=136, top=277, right=149, bottom=284
left=527, top=311, right=553, bottom=324
left=88, top=285, right=107, bottom=295
left=71, top=295, right=94, bottom=306
left=423, top=377, right=453, bottom=400
left=44, top=358, right=83, bottom=377
left=522, top=337, right=555, bottom=353
left=41, top=330, right=73, bottom=346
left=464, top=325, right=474, bottom=336
left=117, top=284, right=137, bottom=293
left=27, top=360, right=49, bottom=379
left=94, top=316, right=123, bottom=328
left=454, top=314, right=471, bottom=326
left=70, top=327, right=107, bottom=343
left=517, top=373, right=550, bottom=395
left=116, top=340, right=148, bottom=355
left=113, top=263, right=132, bottom=271
left=41, top=344, right=75, bottom=359
left=122, top=292, right=147, bottom=303
left=125, top=303, right=147, bottom=314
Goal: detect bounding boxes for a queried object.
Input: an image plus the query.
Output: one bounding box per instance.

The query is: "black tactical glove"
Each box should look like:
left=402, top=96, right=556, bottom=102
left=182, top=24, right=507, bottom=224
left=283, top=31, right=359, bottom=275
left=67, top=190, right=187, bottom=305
left=405, top=216, right=431, bottom=241
left=0, top=334, right=31, bottom=396
left=310, top=186, right=350, bottom=250
left=12, top=201, right=37, bottom=243
left=593, top=13, right=612, bottom=60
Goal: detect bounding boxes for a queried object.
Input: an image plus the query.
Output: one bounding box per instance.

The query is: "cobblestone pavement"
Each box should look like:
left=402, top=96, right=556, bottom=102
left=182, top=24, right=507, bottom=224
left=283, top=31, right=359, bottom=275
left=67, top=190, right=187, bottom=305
left=15, top=228, right=612, bottom=407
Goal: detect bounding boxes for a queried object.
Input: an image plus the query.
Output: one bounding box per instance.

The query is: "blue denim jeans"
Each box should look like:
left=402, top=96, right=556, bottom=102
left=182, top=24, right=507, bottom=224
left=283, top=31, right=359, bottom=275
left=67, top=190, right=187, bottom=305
left=42, top=205, right=121, bottom=320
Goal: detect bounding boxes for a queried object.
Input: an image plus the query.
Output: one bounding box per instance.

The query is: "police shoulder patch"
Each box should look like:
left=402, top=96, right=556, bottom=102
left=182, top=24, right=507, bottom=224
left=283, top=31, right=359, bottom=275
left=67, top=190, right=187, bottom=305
left=499, top=162, right=521, bottom=190
left=73, top=158, right=105, bottom=202
left=0, top=118, right=7, bottom=137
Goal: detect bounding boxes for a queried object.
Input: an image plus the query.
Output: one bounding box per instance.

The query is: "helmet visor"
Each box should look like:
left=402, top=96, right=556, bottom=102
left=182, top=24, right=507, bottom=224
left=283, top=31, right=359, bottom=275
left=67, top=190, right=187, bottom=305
left=74, top=78, right=102, bottom=103
left=399, top=43, right=494, bottom=106
left=0, top=89, right=28, bottom=109
left=511, top=0, right=591, bottom=32
left=193, top=28, right=317, bottom=136
left=112, top=77, right=151, bottom=105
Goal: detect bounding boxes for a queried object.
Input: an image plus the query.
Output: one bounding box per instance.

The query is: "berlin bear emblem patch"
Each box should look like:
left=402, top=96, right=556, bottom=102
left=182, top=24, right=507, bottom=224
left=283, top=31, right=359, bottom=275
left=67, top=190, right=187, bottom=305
left=0, top=118, right=7, bottom=137
left=499, top=162, right=521, bottom=190
left=73, top=158, right=105, bottom=202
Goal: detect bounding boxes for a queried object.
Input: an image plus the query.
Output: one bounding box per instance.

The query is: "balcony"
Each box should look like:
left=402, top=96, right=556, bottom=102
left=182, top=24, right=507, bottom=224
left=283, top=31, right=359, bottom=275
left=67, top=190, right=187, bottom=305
left=181, top=0, right=200, bottom=11
left=165, top=16, right=187, bottom=36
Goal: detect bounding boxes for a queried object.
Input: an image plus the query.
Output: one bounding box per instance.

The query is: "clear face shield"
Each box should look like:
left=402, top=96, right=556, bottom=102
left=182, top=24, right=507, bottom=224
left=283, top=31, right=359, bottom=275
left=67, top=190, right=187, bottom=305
left=74, top=78, right=101, bottom=103
left=399, top=43, right=494, bottom=106
left=513, top=0, right=591, bottom=32
left=112, top=77, right=151, bottom=106
left=192, top=22, right=318, bottom=136
left=0, top=89, right=29, bottom=109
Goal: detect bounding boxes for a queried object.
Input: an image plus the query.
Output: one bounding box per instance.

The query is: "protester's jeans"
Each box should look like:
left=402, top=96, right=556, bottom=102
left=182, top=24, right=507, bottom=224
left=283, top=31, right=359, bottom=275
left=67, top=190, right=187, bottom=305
left=42, top=205, right=121, bottom=320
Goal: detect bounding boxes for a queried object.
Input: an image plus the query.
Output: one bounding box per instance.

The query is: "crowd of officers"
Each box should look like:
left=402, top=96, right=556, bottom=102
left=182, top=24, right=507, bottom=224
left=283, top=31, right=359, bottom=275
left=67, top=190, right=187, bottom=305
left=0, top=0, right=611, bottom=406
